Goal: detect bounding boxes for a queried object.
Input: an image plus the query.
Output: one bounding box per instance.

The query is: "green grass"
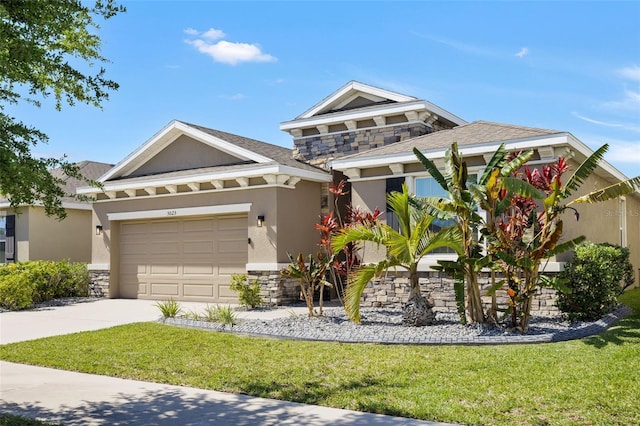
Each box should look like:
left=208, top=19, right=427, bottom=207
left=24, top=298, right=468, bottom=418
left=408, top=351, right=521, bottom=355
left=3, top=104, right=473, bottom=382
left=2, top=290, right=640, bottom=425
left=0, top=413, right=60, bottom=426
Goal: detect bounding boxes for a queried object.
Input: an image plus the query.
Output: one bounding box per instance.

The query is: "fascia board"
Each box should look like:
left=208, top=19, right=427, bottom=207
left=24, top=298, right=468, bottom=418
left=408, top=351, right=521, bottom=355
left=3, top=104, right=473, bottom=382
left=99, top=120, right=180, bottom=182
left=281, top=100, right=466, bottom=131
left=295, top=81, right=417, bottom=120
left=565, top=134, right=633, bottom=182
left=330, top=134, right=571, bottom=170
left=78, top=164, right=331, bottom=194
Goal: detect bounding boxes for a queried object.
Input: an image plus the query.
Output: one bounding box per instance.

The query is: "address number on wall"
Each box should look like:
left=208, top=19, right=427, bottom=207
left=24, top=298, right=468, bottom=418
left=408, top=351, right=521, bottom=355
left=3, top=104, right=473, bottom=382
left=167, top=210, right=177, bottom=216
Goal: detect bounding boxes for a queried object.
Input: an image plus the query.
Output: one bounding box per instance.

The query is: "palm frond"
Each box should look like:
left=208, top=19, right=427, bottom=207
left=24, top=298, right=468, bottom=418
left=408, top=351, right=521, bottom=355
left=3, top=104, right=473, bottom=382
left=413, top=147, right=449, bottom=191
left=543, top=235, right=586, bottom=259
left=331, top=223, right=388, bottom=252
left=417, top=225, right=463, bottom=258
left=344, top=261, right=397, bottom=322
left=501, top=176, right=544, bottom=199
left=479, top=144, right=507, bottom=184
left=501, top=149, right=534, bottom=177
left=568, top=176, right=640, bottom=205
left=386, top=185, right=412, bottom=238
left=562, top=144, right=608, bottom=198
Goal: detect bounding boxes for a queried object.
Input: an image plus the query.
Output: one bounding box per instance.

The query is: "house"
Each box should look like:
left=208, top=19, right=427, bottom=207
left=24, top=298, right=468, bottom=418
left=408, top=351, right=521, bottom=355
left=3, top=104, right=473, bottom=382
left=78, top=121, right=331, bottom=301
left=82, top=81, right=639, bottom=307
left=0, top=161, right=113, bottom=265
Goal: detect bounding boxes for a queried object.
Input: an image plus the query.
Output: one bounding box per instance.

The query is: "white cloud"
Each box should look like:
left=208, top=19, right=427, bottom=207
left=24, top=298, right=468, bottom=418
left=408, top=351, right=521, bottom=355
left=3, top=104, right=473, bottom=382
left=572, top=112, right=640, bottom=133
left=218, top=93, right=247, bottom=101
left=410, top=32, right=499, bottom=57
left=602, top=88, right=640, bottom=113
left=201, top=28, right=226, bottom=41
left=184, top=28, right=276, bottom=65
left=515, top=47, right=529, bottom=58
left=617, top=65, right=640, bottom=81
left=604, top=140, right=640, bottom=163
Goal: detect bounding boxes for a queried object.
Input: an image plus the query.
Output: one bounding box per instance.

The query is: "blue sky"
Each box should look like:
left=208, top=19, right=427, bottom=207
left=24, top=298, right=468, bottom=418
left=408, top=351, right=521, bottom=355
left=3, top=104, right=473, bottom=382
left=19, top=0, right=640, bottom=178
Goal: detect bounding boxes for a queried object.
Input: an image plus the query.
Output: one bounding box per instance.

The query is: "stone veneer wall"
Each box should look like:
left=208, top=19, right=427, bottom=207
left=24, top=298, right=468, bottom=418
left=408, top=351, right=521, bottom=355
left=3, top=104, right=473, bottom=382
left=248, top=270, right=302, bottom=306
left=293, top=123, right=432, bottom=168
left=88, top=270, right=110, bottom=298
left=361, top=271, right=559, bottom=316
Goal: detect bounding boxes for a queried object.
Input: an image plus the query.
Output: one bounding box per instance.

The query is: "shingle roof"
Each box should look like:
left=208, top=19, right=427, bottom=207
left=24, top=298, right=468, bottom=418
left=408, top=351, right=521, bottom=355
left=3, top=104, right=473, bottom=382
left=337, top=120, right=564, bottom=160
left=0, top=161, right=113, bottom=205
left=177, top=121, right=326, bottom=174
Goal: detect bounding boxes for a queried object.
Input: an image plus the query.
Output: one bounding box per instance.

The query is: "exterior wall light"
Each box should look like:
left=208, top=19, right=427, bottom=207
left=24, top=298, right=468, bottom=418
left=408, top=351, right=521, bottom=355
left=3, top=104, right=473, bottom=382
left=257, top=215, right=265, bottom=227
left=95, top=225, right=103, bottom=235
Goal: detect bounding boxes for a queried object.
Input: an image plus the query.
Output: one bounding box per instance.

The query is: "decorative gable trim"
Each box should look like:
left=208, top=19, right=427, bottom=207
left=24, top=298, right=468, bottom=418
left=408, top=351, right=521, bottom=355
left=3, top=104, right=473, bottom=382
left=99, top=120, right=273, bottom=182
left=296, top=81, right=417, bottom=120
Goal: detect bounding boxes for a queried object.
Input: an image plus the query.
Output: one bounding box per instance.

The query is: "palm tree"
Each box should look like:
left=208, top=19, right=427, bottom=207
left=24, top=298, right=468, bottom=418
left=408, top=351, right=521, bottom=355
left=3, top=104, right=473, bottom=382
left=332, top=184, right=462, bottom=326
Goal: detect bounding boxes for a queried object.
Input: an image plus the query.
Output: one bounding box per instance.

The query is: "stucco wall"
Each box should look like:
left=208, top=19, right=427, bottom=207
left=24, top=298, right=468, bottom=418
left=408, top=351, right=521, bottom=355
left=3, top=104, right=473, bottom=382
left=1, top=206, right=91, bottom=263
left=91, top=182, right=323, bottom=268
left=28, top=207, right=92, bottom=262
left=275, top=180, right=321, bottom=261
left=131, top=135, right=240, bottom=177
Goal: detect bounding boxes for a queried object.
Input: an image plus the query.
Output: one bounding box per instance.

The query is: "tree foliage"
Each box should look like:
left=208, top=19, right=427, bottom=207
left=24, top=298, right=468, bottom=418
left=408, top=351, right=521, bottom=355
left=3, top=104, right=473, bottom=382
left=0, top=0, right=124, bottom=217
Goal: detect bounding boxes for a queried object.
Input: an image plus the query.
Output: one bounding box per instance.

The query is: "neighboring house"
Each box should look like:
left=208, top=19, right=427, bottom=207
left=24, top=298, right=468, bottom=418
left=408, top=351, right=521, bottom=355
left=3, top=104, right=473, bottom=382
left=0, top=161, right=113, bottom=264
left=81, top=81, right=639, bottom=305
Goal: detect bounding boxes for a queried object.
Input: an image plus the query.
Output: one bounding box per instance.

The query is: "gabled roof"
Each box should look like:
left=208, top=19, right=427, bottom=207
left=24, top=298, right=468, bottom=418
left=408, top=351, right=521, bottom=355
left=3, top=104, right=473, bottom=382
left=330, top=120, right=633, bottom=185
left=78, top=120, right=330, bottom=199
left=280, top=81, right=466, bottom=134
left=295, top=81, right=418, bottom=119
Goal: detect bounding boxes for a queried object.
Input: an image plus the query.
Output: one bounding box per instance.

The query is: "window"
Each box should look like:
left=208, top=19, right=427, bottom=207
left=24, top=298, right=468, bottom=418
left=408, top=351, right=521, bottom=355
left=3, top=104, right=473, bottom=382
left=0, top=216, right=6, bottom=264
left=414, top=174, right=478, bottom=253
left=385, top=177, right=404, bottom=231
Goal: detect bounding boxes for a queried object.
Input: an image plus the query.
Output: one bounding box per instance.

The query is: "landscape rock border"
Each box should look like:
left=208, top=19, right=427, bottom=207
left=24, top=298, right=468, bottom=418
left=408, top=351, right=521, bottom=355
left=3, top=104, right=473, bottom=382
left=161, top=304, right=633, bottom=345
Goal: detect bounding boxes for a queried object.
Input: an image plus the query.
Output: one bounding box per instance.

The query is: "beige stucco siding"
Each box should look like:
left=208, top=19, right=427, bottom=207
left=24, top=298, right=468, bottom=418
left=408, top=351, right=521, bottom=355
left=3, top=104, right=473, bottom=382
left=27, top=207, right=92, bottom=262
left=131, top=135, right=241, bottom=177
left=275, top=181, right=321, bottom=261
left=351, top=179, right=388, bottom=264
left=1, top=207, right=91, bottom=263
left=92, top=182, right=323, bottom=267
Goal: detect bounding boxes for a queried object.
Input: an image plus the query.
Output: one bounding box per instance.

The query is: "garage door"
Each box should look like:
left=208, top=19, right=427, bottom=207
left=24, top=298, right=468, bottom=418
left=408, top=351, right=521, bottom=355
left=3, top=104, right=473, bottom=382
left=119, top=215, right=247, bottom=302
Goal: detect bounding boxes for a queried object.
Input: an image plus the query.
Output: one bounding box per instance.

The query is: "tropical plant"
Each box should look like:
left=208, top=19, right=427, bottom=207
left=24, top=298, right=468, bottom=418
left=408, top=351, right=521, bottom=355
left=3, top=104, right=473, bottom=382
left=332, top=184, right=462, bottom=326
left=230, top=273, right=263, bottom=309
left=489, top=144, right=639, bottom=332
left=280, top=252, right=332, bottom=317
left=412, top=143, right=535, bottom=324
left=315, top=180, right=382, bottom=306
left=155, top=298, right=182, bottom=318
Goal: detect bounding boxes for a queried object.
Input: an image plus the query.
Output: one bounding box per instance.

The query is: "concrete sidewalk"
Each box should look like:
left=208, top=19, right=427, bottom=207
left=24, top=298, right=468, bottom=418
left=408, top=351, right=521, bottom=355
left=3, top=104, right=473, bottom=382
left=0, top=299, right=455, bottom=425
left=1, top=361, right=451, bottom=425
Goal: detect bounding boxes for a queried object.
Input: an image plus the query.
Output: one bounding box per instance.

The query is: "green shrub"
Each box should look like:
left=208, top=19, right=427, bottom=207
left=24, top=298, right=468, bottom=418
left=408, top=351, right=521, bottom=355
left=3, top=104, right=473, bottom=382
left=230, top=273, right=263, bottom=309
left=557, top=242, right=634, bottom=321
left=0, top=271, right=34, bottom=310
left=155, top=298, right=182, bottom=318
left=0, top=260, right=90, bottom=309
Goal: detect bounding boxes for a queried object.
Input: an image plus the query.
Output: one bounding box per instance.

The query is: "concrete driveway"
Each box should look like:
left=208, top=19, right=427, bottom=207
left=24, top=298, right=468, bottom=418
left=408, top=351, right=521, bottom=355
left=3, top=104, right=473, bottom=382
left=0, top=298, right=455, bottom=425
left=0, top=298, right=312, bottom=344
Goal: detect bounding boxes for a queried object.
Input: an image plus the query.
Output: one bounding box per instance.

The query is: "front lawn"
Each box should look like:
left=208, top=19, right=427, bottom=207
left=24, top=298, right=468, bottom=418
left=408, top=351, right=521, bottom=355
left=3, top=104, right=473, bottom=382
left=1, top=290, right=639, bottom=425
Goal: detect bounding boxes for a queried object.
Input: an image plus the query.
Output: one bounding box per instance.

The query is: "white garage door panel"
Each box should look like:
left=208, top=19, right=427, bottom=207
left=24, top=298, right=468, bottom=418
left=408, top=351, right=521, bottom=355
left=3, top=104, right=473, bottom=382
left=118, top=214, right=247, bottom=302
